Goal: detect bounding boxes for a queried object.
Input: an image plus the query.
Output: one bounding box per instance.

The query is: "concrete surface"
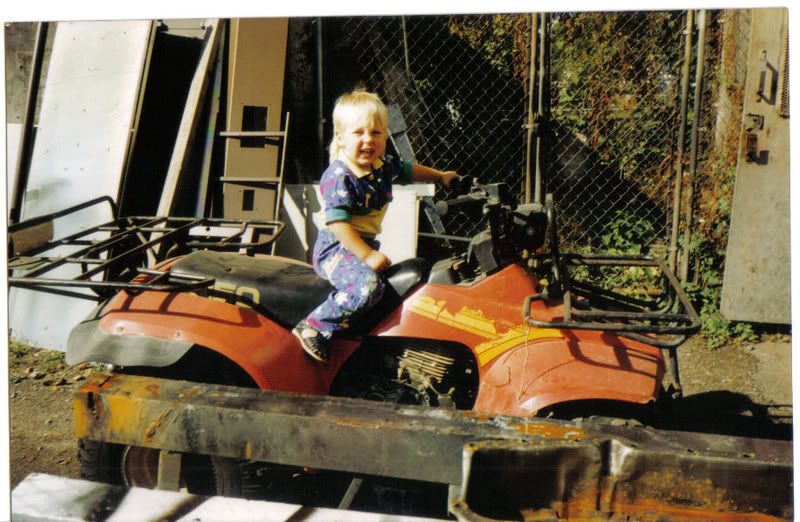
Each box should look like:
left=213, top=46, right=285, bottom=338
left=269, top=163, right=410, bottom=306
left=11, top=473, right=447, bottom=522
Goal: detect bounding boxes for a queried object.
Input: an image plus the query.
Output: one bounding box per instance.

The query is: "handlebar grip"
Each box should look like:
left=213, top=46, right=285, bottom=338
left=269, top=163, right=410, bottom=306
left=449, top=175, right=474, bottom=194
left=435, top=195, right=480, bottom=216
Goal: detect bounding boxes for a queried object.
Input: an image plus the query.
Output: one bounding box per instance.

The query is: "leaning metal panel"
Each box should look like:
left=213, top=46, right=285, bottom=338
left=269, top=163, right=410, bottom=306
left=720, top=8, right=790, bottom=324
left=9, top=20, right=153, bottom=350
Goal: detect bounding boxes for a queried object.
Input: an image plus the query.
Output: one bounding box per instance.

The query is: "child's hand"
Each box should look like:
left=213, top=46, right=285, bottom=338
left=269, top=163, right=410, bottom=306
left=440, top=171, right=460, bottom=187
left=365, top=250, right=392, bottom=272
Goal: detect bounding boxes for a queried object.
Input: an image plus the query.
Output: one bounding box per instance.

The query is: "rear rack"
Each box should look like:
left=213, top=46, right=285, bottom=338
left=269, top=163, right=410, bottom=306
left=524, top=253, right=701, bottom=348
left=8, top=196, right=284, bottom=301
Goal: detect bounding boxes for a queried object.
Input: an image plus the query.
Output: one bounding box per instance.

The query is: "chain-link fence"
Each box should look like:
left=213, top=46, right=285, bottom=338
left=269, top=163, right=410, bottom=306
left=326, top=14, right=531, bottom=237
left=547, top=11, right=687, bottom=253
left=322, top=10, right=750, bottom=262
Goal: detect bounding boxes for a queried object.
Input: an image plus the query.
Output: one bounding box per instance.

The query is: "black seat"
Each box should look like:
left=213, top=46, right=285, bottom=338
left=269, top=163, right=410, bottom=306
left=170, top=250, right=430, bottom=329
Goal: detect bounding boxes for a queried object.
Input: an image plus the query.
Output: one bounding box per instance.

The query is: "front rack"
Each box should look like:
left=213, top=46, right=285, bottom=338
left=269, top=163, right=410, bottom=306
left=8, top=196, right=285, bottom=301
left=524, top=253, right=701, bottom=348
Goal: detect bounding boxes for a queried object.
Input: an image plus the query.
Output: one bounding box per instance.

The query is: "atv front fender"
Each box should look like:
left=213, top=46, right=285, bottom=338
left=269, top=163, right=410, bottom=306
left=67, top=312, right=193, bottom=368
left=474, top=334, right=666, bottom=417
left=66, top=290, right=352, bottom=393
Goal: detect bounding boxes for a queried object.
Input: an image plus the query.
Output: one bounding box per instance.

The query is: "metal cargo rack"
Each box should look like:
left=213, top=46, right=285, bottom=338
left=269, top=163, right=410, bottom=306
left=8, top=196, right=285, bottom=301
left=525, top=253, right=701, bottom=348
left=524, top=251, right=702, bottom=397
left=525, top=193, right=701, bottom=350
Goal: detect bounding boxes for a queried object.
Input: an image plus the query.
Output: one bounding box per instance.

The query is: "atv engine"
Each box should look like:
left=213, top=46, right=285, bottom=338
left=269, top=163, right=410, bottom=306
left=330, top=339, right=478, bottom=410
left=396, top=348, right=459, bottom=408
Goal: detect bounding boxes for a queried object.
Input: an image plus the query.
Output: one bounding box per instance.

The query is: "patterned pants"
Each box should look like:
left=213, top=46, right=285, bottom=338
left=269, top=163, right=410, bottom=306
left=305, top=230, right=385, bottom=338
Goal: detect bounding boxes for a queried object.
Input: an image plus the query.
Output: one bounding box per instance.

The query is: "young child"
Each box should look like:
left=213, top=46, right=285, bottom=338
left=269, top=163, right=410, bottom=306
left=292, top=89, right=458, bottom=362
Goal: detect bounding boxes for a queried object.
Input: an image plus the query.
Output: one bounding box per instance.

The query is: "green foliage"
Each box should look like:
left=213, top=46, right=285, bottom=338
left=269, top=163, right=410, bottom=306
left=551, top=11, right=759, bottom=350
left=8, top=339, right=66, bottom=372
left=576, top=211, right=660, bottom=293
left=448, top=15, right=528, bottom=80
left=600, top=210, right=655, bottom=254
left=682, top=235, right=758, bottom=350
left=595, top=209, right=759, bottom=350
left=40, top=350, right=67, bottom=372
left=9, top=339, right=30, bottom=358
left=550, top=12, right=681, bottom=188
left=697, top=300, right=757, bottom=350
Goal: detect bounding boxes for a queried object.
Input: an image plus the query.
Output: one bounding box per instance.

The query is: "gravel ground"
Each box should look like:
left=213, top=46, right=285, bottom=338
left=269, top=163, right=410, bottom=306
left=8, top=334, right=793, bottom=489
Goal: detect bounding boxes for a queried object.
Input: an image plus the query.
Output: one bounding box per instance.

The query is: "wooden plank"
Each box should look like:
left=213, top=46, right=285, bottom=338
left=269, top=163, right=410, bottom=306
left=194, top=21, right=226, bottom=217
left=156, top=19, right=222, bottom=217
left=223, top=18, right=289, bottom=220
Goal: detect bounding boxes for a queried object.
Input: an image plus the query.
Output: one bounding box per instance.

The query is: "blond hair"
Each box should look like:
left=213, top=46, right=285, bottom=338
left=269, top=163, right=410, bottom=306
left=329, top=89, right=389, bottom=164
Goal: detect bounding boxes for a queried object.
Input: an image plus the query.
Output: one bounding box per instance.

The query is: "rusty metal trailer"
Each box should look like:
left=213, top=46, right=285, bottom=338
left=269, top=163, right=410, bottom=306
left=71, top=373, right=792, bottom=521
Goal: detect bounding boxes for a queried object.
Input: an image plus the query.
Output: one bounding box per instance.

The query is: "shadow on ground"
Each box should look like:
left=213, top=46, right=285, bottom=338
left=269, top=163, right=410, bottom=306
left=665, top=390, right=792, bottom=440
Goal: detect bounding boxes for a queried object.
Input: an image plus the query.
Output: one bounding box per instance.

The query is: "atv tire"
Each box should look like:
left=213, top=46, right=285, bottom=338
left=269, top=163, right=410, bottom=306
left=78, top=439, right=245, bottom=497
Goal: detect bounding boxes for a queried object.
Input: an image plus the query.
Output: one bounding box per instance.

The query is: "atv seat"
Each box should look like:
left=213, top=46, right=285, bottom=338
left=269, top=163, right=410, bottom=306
left=170, top=250, right=429, bottom=329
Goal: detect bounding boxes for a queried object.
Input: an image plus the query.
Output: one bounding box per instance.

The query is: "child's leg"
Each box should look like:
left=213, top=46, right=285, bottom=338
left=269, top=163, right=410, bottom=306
left=305, top=249, right=385, bottom=337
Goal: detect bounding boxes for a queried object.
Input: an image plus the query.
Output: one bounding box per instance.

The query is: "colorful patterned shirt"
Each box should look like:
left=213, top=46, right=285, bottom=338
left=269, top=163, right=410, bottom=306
left=319, top=154, right=413, bottom=238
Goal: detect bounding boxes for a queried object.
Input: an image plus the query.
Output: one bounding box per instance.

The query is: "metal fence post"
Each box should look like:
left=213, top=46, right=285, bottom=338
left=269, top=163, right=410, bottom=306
left=524, top=13, right=538, bottom=204
left=680, top=10, right=707, bottom=283
left=534, top=13, right=549, bottom=205
left=669, top=10, right=695, bottom=274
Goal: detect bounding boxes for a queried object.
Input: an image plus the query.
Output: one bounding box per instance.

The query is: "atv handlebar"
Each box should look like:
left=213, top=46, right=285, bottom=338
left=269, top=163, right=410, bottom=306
left=435, top=176, right=516, bottom=217
left=434, top=194, right=484, bottom=217
left=434, top=175, right=481, bottom=217
left=448, top=174, right=475, bottom=194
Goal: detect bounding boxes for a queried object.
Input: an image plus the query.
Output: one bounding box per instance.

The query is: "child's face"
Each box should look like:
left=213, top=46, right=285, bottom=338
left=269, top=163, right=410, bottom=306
left=336, top=114, right=387, bottom=171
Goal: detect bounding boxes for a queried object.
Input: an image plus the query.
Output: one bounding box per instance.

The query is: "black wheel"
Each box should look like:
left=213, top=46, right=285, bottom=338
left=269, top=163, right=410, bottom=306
left=76, top=348, right=324, bottom=499
left=78, top=439, right=246, bottom=497
left=78, top=438, right=124, bottom=485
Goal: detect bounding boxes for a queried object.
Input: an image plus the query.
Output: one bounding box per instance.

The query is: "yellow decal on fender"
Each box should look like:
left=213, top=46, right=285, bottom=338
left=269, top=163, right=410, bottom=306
left=410, top=296, right=562, bottom=366
left=475, top=325, right=562, bottom=367
left=410, top=296, right=497, bottom=338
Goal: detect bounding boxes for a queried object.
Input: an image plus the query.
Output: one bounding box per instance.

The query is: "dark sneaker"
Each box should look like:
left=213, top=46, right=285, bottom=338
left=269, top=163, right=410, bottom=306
left=292, top=322, right=329, bottom=363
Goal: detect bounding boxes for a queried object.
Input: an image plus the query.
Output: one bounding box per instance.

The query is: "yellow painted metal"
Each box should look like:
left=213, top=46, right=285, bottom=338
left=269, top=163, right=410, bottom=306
left=410, top=296, right=498, bottom=338
left=474, top=325, right=562, bottom=367
left=409, top=296, right=563, bottom=366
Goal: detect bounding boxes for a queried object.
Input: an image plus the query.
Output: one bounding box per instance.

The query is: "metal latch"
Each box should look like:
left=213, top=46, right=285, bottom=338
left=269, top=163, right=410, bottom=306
left=743, top=113, right=764, bottom=131
left=744, top=113, right=766, bottom=164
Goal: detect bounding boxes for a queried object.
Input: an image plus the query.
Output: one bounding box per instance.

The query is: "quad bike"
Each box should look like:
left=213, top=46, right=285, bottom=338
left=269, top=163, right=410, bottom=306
left=8, top=180, right=700, bottom=506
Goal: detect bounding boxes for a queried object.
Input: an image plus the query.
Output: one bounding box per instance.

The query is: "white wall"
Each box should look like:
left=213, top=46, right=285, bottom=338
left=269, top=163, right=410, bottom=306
left=275, top=184, right=434, bottom=264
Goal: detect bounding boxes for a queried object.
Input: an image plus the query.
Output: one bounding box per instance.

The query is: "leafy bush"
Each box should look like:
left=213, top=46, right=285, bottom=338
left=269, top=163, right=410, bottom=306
left=600, top=210, right=655, bottom=254
left=698, top=301, right=757, bottom=349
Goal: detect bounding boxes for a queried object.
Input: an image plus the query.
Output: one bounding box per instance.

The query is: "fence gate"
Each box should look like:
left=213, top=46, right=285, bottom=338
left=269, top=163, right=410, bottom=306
left=545, top=11, right=690, bottom=256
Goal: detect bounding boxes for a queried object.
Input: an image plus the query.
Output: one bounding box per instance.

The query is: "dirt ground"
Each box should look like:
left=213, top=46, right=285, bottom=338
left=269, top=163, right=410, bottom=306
left=7, top=334, right=794, bottom=490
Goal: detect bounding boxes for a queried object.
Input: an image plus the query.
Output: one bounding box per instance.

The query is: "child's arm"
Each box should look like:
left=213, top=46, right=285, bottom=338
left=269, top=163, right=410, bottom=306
left=328, top=221, right=391, bottom=272
left=410, top=163, right=459, bottom=187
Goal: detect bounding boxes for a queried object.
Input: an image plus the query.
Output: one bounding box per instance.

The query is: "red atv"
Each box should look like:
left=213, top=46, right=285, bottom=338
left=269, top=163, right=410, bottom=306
left=8, top=180, right=699, bottom=501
